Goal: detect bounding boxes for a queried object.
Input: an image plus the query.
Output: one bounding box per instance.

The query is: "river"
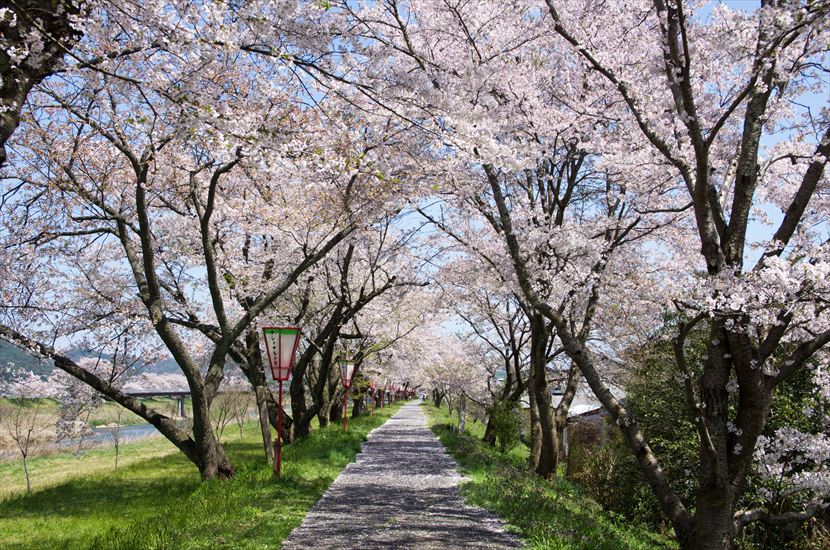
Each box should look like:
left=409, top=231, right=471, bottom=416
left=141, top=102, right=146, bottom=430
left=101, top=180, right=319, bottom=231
left=58, top=423, right=161, bottom=448
left=0, top=423, right=162, bottom=462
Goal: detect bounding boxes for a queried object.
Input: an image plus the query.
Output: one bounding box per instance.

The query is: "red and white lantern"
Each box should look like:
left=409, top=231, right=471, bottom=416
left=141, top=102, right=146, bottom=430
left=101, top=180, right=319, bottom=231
left=339, top=359, right=356, bottom=388
left=340, top=358, right=356, bottom=432
left=262, top=326, right=301, bottom=478
left=262, top=326, right=301, bottom=381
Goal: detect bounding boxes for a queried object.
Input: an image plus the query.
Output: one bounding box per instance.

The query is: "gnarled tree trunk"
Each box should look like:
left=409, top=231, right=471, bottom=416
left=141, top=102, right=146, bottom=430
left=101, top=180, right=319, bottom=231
left=530, top=313, right=557, bottom=480
left=482, top=415, right=497, bottom=445
left=553, top=362, right=580, bottom=464
left=528, top=374, right=542, bottom=470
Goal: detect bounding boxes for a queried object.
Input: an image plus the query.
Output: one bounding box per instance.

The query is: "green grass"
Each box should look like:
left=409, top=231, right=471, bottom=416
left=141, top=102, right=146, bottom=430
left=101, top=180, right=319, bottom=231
left=0, top=402, right=404, bottom=549
left=424, top=403, right=677, bottom=550
left=0, top=431, right=182, bottom=499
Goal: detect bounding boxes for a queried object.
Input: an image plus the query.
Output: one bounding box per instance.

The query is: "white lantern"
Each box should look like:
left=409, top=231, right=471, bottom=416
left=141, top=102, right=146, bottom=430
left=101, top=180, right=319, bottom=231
left=339, top=359, right=356, bottom=388
left=262, top=326, right=301, bottom=381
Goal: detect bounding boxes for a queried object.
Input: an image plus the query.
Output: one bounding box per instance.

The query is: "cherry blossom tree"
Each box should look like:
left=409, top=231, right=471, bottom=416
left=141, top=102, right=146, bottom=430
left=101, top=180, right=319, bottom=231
left=0, top=0, right=417, bottom=479
left=1, top=371, right=56, bottom=494
left=438, top=259, right=531, bottom=446
left=343, top=272, right=438, bottom=417
left=271, top=216, right=429, bottom=437
left=518, top=2, right=830, bottom=547
left=0, top=0, right=87, bottom=166
left=333, top=2, right=829, bottom=545
left=419, top=330, right=490, bottom=433
left=336, top=0, right=673, bottom=481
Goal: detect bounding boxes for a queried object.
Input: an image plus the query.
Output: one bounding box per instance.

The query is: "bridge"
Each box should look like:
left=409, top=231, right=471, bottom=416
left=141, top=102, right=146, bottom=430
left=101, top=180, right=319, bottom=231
left=123, top=390, right=252, bottom=418
left=124, top=390, right=192, bottom=418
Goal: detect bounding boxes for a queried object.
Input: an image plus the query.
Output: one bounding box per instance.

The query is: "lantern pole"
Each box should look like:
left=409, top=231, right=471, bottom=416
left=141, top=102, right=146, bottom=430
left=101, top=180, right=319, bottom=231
left=339, top=358, right=355, bottom=433
left=276, top=379, right=283, bottom=478
left=342, top=386, right=349, bottom=432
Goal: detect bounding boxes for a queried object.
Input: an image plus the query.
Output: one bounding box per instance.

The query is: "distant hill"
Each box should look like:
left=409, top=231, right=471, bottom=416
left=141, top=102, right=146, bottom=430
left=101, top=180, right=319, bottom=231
left=0, top=339, right=53, bottom=378
left=1, top=339, right=244, bottom=382
left=0, top=339, right=250, bottom=390
left=148, top=357, right=183, bottom=375
left=0, top=340, right=182, bottom=381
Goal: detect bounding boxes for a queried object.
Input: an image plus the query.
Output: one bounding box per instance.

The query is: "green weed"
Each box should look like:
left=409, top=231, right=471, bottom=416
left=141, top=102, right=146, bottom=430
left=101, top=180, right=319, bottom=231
left=424, top=403, right=677, bottom=550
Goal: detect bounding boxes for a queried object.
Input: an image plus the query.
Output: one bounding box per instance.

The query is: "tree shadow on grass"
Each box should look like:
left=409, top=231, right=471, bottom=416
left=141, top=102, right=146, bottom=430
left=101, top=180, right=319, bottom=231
left=95, top=413, right=398, bottom=549
left=427, top=414, right=677, bottom=550
left=0, top=453, right=199, bottom=549
left=0, top=405, right=402, bottom=550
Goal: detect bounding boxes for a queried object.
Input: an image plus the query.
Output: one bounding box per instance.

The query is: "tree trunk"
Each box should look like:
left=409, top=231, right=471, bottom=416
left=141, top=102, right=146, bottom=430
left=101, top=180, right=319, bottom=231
left=531, top=313, right=558, bottom=480
left=482, top=415, right=496, bottom=445
left=289, top=354, right=319, bottom=440
left=329, top=394, right=343, bottom=423
left=553, top=362, right=580, bottom=463
left=289, top=333, right=338, bottom=441
left=262, top=388, right=292, bottom=444
left=556, top=425, right=567, bottom=462
left=254, top=385, right=274, bottom=466
left=317, top=381, right=333, bottom=427
left=292, top=352, right=333, bottom=439
left=22, top=454, right=31, bottom=495
left=292, top=405, right=314, bottom=438
left=320, top=390, right=334, bottom=425
left=190, top=388, right=234, bottom=480
left=321, top=350, right=342, bottom=425
left=446, top=396, right=454, bottom=430
left=433, top=389, right=444, bottom=408
left=352, top=396, right=364, bottom=418
left=676, top=320, right=736, bottom=548
left=683, top=492, right=735, bottom=550
left=528, top=375, right=542, bottom=470
left=457, top=394, right=466, bottom=433
left=533, top=367, right=558, bottom=480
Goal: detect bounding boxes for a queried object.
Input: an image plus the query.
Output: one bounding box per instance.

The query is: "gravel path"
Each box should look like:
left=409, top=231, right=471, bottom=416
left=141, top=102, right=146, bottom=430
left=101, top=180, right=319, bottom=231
left=281, top=402, right=522, bottom=549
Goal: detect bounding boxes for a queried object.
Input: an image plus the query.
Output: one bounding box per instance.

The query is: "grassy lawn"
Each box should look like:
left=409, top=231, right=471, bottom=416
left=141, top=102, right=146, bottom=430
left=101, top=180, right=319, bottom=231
left=0, top=401, right=404, bottom=549
left=423, top=403, right=677, bottom=550
left=0, top=432, right=181, bottom=499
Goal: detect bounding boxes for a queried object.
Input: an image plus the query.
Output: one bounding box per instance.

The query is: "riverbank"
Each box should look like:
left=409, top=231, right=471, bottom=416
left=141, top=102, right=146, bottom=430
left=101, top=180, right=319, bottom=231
left=0, top=396, right=190, bottom=463
left=0, top=422, right=165, bottom=463
left=0, top=427, right=178, bottom=499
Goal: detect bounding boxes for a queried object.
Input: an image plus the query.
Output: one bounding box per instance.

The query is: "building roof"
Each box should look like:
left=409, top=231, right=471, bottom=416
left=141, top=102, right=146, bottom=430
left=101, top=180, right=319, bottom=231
left=520, top=379, right=626, bottom=418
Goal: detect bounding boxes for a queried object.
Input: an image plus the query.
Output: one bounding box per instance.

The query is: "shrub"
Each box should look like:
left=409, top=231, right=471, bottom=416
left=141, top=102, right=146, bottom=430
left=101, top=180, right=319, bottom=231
left=489, top=400, right=523, bottom=454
